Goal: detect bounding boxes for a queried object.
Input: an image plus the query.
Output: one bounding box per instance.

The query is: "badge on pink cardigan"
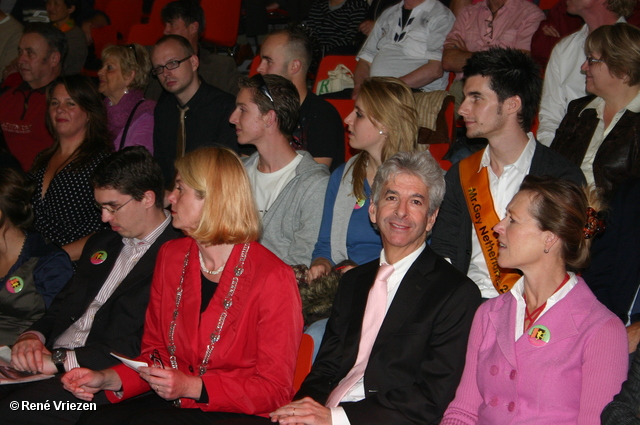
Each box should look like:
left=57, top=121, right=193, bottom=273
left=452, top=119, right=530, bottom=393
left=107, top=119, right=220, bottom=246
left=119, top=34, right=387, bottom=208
left=90, top=251, right=108, bottom=265
left=528, top=325, right=550, bottom=346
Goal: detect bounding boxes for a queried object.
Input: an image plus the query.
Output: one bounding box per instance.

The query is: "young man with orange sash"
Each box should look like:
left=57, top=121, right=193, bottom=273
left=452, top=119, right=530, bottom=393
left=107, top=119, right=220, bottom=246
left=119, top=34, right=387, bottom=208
left=430, top=48, right=585, bottom=299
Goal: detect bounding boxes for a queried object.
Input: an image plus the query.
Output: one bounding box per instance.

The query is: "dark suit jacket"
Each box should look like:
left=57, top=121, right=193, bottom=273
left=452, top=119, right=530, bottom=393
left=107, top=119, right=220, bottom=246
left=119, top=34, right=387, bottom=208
left=28, top=223, right=183, bottom=370
left=296, top=246, right=481, bottom=424
left=551, top=95, right=640, bottom=202
left=431, top=141, right=586, bottom=275
left=583, top=178, right=640, bottom=325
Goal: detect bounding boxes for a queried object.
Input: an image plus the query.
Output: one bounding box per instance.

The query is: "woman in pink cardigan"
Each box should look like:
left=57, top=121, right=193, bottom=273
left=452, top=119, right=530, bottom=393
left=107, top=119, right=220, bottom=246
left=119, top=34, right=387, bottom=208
left=441, top=175, right=628, bottom=425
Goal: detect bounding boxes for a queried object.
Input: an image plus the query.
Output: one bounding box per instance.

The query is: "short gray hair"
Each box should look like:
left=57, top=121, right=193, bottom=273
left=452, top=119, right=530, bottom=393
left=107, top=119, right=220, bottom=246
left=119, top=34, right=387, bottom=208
left=371, top=151, right=445, bottom=216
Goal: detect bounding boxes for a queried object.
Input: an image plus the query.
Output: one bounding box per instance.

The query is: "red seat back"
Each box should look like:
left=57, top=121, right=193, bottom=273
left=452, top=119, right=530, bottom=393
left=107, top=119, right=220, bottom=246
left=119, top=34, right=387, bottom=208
left=201, top=0, right=242, bottom=48
left=293, top=334, right=314, bottom=392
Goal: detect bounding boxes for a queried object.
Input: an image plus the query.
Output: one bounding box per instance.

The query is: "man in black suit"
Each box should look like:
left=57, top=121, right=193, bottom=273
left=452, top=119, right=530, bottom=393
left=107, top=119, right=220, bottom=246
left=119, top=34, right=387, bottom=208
left=271, top=151, right=481, bottom=425
left=0, top=147, right=182, bottom=424
left=584, top=178, right=640, bottom=354
left=431, top=48, right=585, bottom=300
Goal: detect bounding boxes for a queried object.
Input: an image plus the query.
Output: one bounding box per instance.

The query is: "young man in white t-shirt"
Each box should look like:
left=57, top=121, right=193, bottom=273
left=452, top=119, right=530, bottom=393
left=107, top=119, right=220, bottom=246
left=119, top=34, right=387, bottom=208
left=230, top=74, right=329, bottom=266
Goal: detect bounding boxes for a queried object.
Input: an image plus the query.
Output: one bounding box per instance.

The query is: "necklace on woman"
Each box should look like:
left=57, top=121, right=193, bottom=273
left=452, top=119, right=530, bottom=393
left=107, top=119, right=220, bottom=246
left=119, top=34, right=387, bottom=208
left=199, top=251, right=225, bottom=275
left=167, top=243, right=250, bottom=384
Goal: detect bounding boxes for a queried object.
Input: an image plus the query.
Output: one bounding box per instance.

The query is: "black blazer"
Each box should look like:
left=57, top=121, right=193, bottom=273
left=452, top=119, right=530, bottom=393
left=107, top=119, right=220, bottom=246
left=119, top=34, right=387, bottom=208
left=296, top=246, right=481, bottom=424
left=551, top=95, right=640, bottom=202
left=584, top=178, right=640, bottom=325
left=28, top=223, right=183, bottom=370
left=431, top=141, right=586, bottom=275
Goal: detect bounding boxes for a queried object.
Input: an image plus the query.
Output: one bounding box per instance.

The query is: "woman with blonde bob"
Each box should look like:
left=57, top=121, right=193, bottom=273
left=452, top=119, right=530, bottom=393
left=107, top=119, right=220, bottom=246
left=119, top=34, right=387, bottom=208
left=309, top=77, right=418, bottom=280
left=99, top=43, right=155, bottom=153
left=63, top=147, right=303, bottom=424
left=441, top=175, right=628, bottom=425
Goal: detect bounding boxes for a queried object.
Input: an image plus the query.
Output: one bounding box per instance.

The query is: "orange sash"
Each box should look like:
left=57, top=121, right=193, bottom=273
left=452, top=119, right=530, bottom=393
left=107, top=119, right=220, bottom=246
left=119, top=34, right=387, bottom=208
left=459, top=150, right=520, bottom=294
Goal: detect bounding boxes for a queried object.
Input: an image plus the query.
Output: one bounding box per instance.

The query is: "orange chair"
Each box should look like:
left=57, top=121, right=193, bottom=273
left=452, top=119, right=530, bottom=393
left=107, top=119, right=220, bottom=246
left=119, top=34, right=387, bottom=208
left=147, top=0, right=174, bottom=28
left=538, top=0, right=560, bottom=10
left=248, top=55, right=261, bottom=77
left=531, top=114, right=540, bottom=137
left=91, top=25, right=118, bottom=59
left=327, top=98, right=357, bottom=161
left=313, top=55, right=358, bottom=94
left=106, top=0, right=143, bottom=42
left=127, top=22, right=164, bottom=46
left=293, top=334, right=314, bottom=392
left=93, top=0, right=112, bottom=12
left=429, top=94, right=454, bottom=171
left=201, top=0, right=242, bottom=50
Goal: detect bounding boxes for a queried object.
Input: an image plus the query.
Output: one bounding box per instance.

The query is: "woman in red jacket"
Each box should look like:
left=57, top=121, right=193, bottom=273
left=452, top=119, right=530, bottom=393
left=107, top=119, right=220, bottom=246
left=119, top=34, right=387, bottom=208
left=62, top=147, right=303, bottom=424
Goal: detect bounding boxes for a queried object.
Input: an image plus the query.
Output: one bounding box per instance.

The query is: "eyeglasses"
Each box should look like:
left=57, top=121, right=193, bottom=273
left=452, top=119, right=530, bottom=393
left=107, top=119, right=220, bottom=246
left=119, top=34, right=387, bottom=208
left=150, top=349, right=164, bottom=369
left=95, top=197, right=134, bottom=214
left=253, top=74, right=275, bottom=106
left=151, top=56, right=191, bottom=76
left=586, top=56, right=606, bottom=66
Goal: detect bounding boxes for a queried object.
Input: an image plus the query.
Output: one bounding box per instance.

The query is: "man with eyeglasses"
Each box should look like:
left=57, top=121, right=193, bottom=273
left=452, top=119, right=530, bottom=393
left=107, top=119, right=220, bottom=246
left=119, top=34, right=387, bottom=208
left=151, top=34, right=238, bottom=190
left=230, top=74, right=329, bottom=267
left=0, top=147, right=183, bottom=425
left=441, top=0, right=544, bottom=118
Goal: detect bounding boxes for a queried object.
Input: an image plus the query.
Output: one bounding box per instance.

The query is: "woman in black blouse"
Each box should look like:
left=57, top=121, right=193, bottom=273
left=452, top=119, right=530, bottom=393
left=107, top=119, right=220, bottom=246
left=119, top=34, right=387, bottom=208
left=28, top=75, right=112, bottom=260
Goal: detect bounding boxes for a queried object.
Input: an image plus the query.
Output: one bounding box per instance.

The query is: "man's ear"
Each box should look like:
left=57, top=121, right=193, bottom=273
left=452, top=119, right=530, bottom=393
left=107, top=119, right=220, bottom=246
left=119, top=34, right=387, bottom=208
left=189, top=22, right=199, bottom=36
left=368, top=201, right=377, bottom=225
left=49, top=51, right=61, bottom=68
left=289, top=59, right=302, bottom=76
left=142, top=190, right=156, bottom=208
left=189, top=54, right=199, bottom=71
left=263, top=109, right=278, bottom=128
left=505, top=95, right=522, bottom=116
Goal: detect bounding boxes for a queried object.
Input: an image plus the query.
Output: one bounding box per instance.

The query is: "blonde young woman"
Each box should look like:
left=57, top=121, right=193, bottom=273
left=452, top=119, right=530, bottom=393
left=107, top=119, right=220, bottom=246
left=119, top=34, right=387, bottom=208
left=308, top=77, right=418, bottom=281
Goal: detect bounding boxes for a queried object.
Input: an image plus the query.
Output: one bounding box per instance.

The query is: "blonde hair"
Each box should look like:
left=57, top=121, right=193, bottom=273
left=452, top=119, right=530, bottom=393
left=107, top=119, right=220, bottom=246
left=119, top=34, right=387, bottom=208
left=584, top=23, right=640, bottom=86
left=349, top=77, right=419, bottom=200
left=174, top=148, right=261, bottom=245
left=102, top=43, right=151, bottom=91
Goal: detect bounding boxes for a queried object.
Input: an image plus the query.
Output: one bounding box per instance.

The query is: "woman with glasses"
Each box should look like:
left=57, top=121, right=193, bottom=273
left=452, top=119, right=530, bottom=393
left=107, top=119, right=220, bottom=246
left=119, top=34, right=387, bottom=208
left=0, top=168, right=72, bottom=346
left=550, top=22, right=640, bottom=202
left=27, top=75, right=112, bottom=261
left=441, top=175, right=628, bottom=425
left=62, top=147, right=303, bottom=425
left=308, top=77, right=418, bottom=281
left=98, top=43, right=155, bottom=153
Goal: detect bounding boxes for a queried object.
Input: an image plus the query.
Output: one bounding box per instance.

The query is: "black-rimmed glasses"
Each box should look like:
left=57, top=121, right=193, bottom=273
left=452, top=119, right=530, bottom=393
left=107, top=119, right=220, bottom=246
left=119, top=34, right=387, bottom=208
left=150, top=349, right=164, bottom=369
left=94, top=197, right=134, bottom=214
left=253, top=74, right=275, bottom=106
left=151, top=56, right=191, bottom=76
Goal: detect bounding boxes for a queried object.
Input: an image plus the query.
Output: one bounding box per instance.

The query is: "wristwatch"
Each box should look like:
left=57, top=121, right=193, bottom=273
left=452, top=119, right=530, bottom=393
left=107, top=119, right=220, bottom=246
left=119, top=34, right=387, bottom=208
left=52, top=348, right=67, bottom=374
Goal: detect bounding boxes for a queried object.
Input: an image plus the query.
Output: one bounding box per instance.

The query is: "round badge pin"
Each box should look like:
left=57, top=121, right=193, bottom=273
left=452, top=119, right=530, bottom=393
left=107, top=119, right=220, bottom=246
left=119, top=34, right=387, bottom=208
left=90, top=251, right=108, bottom=265
left=354, top=198, right=366, bottom=209
left=6, top=276, right=24, bottom=293
left=528, top=325, right=551, bottom=347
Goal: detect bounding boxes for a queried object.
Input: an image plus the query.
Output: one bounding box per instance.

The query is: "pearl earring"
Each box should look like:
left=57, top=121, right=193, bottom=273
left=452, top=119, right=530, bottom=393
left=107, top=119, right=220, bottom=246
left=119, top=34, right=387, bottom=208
left=124, top=87, right=129, bottom=94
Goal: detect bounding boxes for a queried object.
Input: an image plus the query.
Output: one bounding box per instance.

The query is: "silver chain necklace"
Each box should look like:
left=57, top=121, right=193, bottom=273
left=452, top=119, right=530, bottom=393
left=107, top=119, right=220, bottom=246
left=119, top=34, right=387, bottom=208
left=167, top=243, right=250, bottom=377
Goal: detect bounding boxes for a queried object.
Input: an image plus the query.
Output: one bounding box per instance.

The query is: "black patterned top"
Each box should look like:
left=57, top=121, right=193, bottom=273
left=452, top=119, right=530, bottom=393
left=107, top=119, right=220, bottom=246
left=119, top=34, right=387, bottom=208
left=28, top=152, right=110, bottom=247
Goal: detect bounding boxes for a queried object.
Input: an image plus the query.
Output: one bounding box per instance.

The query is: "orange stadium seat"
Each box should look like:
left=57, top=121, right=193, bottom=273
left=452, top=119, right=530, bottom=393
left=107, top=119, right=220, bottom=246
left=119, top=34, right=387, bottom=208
left=293, top=334, right=314, bottom=392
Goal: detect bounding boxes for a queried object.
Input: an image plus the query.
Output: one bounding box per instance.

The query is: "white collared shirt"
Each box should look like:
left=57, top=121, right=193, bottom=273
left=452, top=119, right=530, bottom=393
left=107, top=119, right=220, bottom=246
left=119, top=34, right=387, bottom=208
left=578, top=88, right=640, bottom=187
left=511, top=272, right=578, bottom=340
left=51, top=211, right=172, bottom=370
left=330, top=243, right=426, bottom=425
left=467, top=134, right=535, bottom=299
